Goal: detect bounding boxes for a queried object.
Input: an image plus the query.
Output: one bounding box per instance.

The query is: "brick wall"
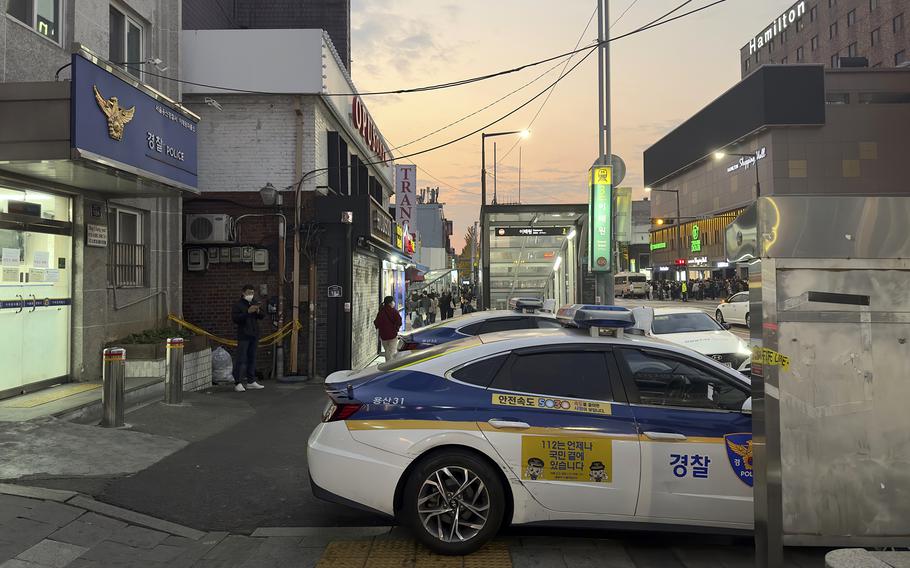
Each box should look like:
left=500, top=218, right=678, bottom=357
left=351, top=251, right=381, bottom=369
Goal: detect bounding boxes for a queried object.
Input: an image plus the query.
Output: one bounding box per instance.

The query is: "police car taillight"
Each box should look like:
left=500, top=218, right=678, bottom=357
left=323, top=402, right=362, bottom=422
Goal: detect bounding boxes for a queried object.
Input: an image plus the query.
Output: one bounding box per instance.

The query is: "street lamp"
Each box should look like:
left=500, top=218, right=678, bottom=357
left=479, top=129, right=529, bottom=310
left=645, top=186, right=681, bottom=280
left=714, top=150, right=761, bottom=198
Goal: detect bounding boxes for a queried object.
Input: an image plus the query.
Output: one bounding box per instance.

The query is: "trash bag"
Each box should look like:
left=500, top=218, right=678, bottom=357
left=211, top=346, right=234, bottom=384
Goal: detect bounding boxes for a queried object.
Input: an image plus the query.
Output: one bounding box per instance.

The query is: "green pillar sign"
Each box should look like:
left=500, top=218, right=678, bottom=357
left=690, top=224, right=701, bottom=253
left=588, top=166, right=612, bottom=272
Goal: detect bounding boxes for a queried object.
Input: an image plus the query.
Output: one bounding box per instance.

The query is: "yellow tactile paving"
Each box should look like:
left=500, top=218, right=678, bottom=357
left=0, top=383, right=100, bottom=408
left=316, top=539, right=513, bottom=568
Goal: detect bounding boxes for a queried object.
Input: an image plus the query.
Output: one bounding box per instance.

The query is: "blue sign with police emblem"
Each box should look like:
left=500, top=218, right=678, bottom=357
left=724, top=433, right=753, bottom=487
left=70, top=53, right=198, bottom=189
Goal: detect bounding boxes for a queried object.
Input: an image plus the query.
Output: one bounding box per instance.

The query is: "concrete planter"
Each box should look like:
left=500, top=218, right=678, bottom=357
left=121, top=336, right=213, bottom=392
left=119, top=335, right=209, bottom=361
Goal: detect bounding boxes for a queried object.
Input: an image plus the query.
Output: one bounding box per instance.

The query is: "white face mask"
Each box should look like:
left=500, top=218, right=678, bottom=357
left=244, top=294, right=254, bottom=302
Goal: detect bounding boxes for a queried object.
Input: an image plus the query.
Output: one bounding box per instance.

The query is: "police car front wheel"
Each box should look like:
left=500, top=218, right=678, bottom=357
left=402, top=450, right=505, bottom=555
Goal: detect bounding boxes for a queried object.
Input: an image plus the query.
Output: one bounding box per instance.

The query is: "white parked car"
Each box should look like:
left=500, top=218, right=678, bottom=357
left=715, top=292, right=750, bottom=327
left=630, top=307, right=751, bottom=374
left=308, top=306, right=753, bottom=554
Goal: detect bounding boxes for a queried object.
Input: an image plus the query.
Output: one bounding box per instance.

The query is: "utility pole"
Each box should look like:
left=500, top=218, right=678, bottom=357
left=471, top=221, right=478, bottom=296
left=493, top=142, right=498, bottom=205
left=596, top=0, right=614, bottom=304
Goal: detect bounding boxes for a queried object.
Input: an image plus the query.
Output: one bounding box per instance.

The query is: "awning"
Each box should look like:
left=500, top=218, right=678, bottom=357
left=405, top=267, right=424, bottom=282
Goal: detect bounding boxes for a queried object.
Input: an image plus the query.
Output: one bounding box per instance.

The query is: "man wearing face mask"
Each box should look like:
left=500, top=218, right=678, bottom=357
left=231, top=284, right=265, bottom=392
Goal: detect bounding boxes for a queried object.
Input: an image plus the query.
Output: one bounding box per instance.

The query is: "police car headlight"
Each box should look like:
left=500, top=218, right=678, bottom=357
left=737, top=341, right=751, bottom=357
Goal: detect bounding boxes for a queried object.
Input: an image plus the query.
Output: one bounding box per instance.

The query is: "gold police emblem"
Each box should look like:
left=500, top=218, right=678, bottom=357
left=93, top=85, right=135, bottom=141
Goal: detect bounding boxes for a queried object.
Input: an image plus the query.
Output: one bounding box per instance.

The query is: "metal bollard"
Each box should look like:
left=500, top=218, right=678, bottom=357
left=164, top=337, right=185, bottom=405
left=101, top=347, right=126, bottom=427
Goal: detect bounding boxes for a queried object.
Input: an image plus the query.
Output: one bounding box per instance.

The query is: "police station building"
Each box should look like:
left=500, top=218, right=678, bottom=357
left=645, top=63, right=910, bottom=280
left=0, top=0, right=193, bottom=398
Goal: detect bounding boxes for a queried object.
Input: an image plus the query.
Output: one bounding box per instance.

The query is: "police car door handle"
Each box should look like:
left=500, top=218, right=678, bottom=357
left=643, top=431, right=688, bottom=441
left=488, top=419, right=530, bottom=429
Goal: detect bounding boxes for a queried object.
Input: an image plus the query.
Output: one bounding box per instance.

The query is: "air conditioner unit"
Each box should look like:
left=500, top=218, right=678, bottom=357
left=185, top=214, right=233, bottom=244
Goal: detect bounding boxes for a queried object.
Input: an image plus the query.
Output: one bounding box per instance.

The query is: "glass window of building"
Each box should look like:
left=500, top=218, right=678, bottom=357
left=108, top=206, right=147, bottom=287
left=797, top=46, right=805, bottom=61
left=782, top=56, right=789, bottom=64
left=811, top=5, right=818, bottom=21
left=6, top=0, right=61, bottom=43
left=769, top=41, right=775, bottom=54
left=109, top=5, right=144, bottom=79
left=812, top=35, right=820, bottom=50
left=848, top=42, right=858, bottom=57
left=895, top=13, right=905, bottom=33
left=797, top=18, right=805, bottom=32
left=872, top=27, right=880, bottom=46
left=897, top=50, right=907, bottom=66
left=829, top=0, right=837, bottom=8
left=830, top=21, right=838, bottom=38
left=848, top=9, right=856, bottom=26
left=832, top=53, right=840, bottom=67
left=870, top=0, right=879, bottom=10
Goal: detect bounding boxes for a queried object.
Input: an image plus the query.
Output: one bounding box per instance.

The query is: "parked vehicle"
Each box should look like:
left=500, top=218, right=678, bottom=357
left=716, top=292, right=750, bottom=327
left=614, top=272, right=648, bottom=298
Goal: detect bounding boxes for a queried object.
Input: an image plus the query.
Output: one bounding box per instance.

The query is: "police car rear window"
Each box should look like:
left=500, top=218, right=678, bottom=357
left=378, top=337, right=482, bottom=371
left=451, top=354, right=509, bottom=387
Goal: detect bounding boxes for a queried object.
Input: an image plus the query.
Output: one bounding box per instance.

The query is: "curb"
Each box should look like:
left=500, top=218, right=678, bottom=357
left=251, top=526, right=394, bottom=538
left=0, top=482, right=77, bottom=503
left=67, top=495, right=206, bottom=541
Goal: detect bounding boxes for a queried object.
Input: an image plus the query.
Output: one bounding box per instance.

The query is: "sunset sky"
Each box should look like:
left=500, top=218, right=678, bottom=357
left=349, top=0, right=797, bottom=251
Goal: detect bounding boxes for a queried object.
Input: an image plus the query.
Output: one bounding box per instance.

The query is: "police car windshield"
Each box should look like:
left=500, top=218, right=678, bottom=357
left=378, top=336, right=482, bottom=371
left=652, top=312, right=723, bottom=334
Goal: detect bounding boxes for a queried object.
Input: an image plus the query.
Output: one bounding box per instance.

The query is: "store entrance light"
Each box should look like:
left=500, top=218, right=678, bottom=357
left=713, top=151, right=727, bottom=160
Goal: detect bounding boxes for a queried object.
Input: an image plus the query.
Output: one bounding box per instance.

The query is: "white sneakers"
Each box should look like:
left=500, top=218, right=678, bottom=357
left=233, top=381, right=264, bottom=392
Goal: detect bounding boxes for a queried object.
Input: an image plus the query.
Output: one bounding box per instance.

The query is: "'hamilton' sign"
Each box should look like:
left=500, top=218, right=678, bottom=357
left=748, top=1, right=806, bottom=54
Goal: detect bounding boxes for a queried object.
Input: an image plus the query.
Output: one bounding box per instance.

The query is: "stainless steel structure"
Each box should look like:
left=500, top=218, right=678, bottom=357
left=164, top=338, right=185, bottom=405
left=101, top=347, right=126, bottom=428
left=726, top=196, right=910, bottom=565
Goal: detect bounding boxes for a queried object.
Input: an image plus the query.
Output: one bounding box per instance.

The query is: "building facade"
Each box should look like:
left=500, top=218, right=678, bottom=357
left=0, top=0, right=193, bottom=398
left=179, top=28, right=407, bottom=378
left=740, top=0, right=909, bottom=77
left=645, top=64, right=910, bottom=280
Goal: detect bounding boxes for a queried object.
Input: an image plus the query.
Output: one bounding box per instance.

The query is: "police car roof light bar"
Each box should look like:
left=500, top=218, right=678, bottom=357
left=556, top=304, right=637, bottom=330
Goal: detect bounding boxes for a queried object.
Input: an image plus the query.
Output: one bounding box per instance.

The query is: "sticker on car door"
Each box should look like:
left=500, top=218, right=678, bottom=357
left=521, top=436, right=613, bottom=483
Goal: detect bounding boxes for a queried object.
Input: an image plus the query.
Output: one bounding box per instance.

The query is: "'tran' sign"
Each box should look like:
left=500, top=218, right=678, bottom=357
left=395, top=165, right=417, bottom=235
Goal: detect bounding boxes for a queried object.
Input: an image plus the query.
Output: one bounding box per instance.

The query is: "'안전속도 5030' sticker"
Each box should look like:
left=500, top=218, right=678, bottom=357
left=491, top=393, right=611, bottom=415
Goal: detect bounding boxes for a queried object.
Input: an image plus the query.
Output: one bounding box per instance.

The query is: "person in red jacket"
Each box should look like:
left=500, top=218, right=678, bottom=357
left=374, top=296, right=403, bottom=361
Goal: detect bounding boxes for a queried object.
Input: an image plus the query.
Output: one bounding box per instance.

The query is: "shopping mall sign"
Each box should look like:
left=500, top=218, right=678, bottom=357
left=588, top=165, right=612, bottom=272
left=748, top=1, right=806, bottom=54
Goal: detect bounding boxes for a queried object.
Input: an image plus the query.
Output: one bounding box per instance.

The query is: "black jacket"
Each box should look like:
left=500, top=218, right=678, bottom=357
left=232, top=297, right=265, bottom=339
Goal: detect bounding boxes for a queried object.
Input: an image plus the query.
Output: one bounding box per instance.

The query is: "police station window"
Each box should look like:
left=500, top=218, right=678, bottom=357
left=830, top=21, right=838, bottom=38
left=847, top=42, right=858, bottom=57
left=812, top=35, right=819, bottom=50
left=6, top=0, right=61, bottom=43
left=797, top=46, right=805, bottom=61
left=847, top=9, right=856, bottom=26
left=619, top=349, right=749, bottom=411
left=492, top=351, right=612, bottom=402
left=108, top=206, right=147, bottom=287
left=895, top=13, right=905, bottom=33
left=451, top=354, right=509, bottom=388
left=109, top=5, right=144, bottom=79
left=871, top=27, right=880, bottom=46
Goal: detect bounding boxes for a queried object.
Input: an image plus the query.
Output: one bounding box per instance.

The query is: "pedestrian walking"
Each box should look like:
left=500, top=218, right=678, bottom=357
left=440, top=290, right=454, bottom=320
left=374, top=295, right=403, bottom=361
left=418, top=292, right=432, bottom=327
left=231, top=284, right=265, bottom=392
left=427, top=292, right=438, bottom=324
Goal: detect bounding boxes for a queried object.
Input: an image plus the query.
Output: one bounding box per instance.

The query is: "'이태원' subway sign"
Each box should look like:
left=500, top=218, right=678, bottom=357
left=748, top=1, right=806, bottom=55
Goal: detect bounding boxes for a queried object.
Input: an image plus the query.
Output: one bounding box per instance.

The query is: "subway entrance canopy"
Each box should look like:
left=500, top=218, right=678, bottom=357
left=481, top=204, right=586, bottom=310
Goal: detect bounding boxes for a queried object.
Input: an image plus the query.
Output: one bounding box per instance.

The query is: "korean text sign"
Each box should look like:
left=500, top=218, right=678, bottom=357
left=588, top=166, right=612, bottom=272
left=521, top=436, right=613, bottom=483
left=71, top=54, right=198, bottom=189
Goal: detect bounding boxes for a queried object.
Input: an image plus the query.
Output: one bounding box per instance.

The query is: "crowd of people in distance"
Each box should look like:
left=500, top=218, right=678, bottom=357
left=645, top=277, right=749, bottom=302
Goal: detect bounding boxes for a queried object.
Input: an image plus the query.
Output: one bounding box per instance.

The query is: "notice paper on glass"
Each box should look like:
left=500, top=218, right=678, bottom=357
left=2, top=248, right=20, bottom=267
left=44, top=269, right=60, bottom=283
left=28, top=268, right=45, bottom=282
left=2, top=267, right=19, bottom=282
left=33, top=251, right=50, bottom=269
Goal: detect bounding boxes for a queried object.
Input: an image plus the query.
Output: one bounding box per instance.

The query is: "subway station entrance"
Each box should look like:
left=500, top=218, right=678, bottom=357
left=480, top=204, right=587, bottom=310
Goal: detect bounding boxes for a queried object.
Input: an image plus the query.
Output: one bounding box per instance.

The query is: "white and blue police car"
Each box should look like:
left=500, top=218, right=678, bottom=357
left=396, top=298, right=560, bottom=352
left=308, top=305, right=754, bottom=555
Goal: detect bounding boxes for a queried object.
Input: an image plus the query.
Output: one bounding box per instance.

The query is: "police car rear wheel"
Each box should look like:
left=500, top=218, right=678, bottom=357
left=402, top=450, right=505, bottom=555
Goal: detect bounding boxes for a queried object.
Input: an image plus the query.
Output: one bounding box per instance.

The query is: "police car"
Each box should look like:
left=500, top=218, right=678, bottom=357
left=630, top=307, right=751, bottom=374
left=308, top=305, right=754, bottom=555
left=397, top=298, right=560, bottom=352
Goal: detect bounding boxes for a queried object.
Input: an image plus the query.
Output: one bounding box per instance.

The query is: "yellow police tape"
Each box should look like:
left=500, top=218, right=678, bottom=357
left=167, top=314, right=302, bottom=348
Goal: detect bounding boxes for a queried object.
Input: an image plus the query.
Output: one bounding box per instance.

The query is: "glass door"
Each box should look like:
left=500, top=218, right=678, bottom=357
left=0, top=188, right=72, bottom=395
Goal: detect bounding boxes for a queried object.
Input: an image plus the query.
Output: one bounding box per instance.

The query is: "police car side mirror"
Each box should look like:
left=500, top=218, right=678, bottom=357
left=742, top=397, right=752, bottom=414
